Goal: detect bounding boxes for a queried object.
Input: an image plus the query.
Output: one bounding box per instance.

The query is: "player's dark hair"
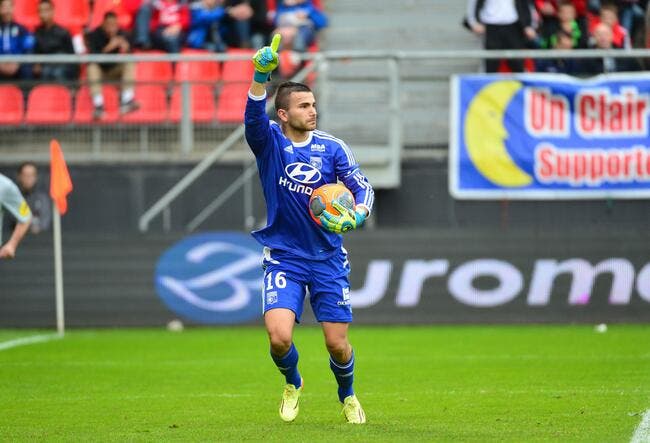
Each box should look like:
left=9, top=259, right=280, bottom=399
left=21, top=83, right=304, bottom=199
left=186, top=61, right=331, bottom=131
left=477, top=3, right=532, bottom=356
left=39, top=0, right=53, bottom=6
left=275, top=81, right=312, bottom=111
left=17, top=161, right=37, bottom=175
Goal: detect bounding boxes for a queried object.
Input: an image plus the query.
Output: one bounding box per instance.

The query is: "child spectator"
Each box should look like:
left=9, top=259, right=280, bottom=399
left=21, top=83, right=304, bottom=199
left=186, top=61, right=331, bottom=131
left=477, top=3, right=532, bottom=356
left=272, top=0, right=327, bottom=52
left=589, top=1, right=631, bottom=47
left=0, top=0, right=34, bottom=81
left=33, top=0, right=78, bottom=83
left=86, top=12, right=139, bottom=119
left=151, top=0, right=190, bottom=53
left=535, top=28, right=583, bottom=73
left=540, top=1, right=588, bottom=48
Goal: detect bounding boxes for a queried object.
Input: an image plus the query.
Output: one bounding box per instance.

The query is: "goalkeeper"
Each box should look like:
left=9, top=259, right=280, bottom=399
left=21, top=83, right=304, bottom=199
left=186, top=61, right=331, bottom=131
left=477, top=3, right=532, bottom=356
left=244, top=34, right=374, bottom=424
left=0, top=173, right=32, bottom=259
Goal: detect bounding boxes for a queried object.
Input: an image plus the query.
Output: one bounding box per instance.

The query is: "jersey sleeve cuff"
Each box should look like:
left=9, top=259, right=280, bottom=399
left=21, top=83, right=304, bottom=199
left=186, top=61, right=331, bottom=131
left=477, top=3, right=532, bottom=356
left=356, top=204, right=372, bottom=217
left=248, top=91, right=267, bottom=101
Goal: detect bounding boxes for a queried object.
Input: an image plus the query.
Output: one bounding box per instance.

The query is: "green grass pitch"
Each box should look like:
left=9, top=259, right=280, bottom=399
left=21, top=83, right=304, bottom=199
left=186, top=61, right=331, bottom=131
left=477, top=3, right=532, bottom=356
left=1, top=325, right=649, bottom=442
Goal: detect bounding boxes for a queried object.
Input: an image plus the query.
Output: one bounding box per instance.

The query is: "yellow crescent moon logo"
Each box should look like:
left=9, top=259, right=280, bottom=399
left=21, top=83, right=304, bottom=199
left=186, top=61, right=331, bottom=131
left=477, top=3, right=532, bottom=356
left=464, top=80, right=532, bottom=187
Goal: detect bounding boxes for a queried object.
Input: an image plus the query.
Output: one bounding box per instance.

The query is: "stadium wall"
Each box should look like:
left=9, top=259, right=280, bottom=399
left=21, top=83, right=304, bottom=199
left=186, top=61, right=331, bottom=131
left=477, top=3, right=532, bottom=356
left=1, top=162, right=649, bottom=327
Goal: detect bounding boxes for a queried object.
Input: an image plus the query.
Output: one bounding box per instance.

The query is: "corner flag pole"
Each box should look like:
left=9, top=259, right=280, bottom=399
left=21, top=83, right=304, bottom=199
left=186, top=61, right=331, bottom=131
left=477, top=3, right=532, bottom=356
left=49, top=139, right=73, bottom=337
left=53, top=205, right=64, bottom=336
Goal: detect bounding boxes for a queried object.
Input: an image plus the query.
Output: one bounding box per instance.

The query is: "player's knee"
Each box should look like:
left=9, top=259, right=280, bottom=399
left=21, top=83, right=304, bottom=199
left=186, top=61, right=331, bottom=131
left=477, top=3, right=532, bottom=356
left=268, top=330, right=292, bottom=355
left=325, top=338, right=350, bottom=361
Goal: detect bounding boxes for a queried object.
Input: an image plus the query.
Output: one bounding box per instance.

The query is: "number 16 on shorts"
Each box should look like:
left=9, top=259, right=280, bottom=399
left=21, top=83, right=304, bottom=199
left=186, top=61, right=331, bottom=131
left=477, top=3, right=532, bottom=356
left=264, top=271, right=286, bottom=307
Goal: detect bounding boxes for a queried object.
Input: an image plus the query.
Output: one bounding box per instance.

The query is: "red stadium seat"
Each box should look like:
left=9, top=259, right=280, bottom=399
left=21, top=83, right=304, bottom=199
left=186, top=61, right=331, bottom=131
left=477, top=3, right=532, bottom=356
left=25, top=85, right=72, bottom=124
left=121, top=85, right=168, bottom=123
left=135, top=51, right=174, bottom=83
left=175, top=49, right=221, bottom=83
left=0, top=86, right=24, bottom=125
left=89, top=0, right=135, bottom=31
left=216, top=83, right=250, bottom=124
left=170, top=85, right=216, bottom=123
left=73, top=86, right=120, bottom=124
left=52, top=0, right=91, bottom=34
left=222, top=49, right=255, bottom=82
left=13, top=0, right=40, bottom=31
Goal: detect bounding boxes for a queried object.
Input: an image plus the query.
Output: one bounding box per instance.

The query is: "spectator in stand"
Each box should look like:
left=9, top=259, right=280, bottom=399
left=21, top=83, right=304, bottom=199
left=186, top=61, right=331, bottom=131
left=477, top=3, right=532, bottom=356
left=272, top=0, right=327, bottom=53
left=151, top=0, right=190, bottom=53
left=617, top=0, right=646, bottom=36
left=248, top=0, right=271, bottom=48
left=590, top=0, right=646, bottom=36
left=134, top=1, right=154, bottom=49
left=582, top=22, right=640, bottom=72
left=187, top=0, right=228, bottom=51
left=466, top=0, right=537, bottom=72
left=86, top=12, right=139, bottom=120
left=220, top=0, right=255, bottom=48
left=33, top=0, right=78, bottom=83
left=589, top=1, right=631, bottom=47
left=134, top=0, right=190, bottom=52
left=540, top=0, right=588, bottom=48
left=535, top=28, right=583, bottom=73
left=0, top=0, right=34, bottom=81
left=535, top=1, right=589, bottom=31
left=187, top=0, right=256, bottom=50
left=14, top=162, right=51, bottom=234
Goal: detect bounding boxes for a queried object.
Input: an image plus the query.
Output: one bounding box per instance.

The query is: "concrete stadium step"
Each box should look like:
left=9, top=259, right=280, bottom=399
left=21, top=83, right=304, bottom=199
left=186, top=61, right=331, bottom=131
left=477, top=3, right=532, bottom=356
left=319, top=0, right=480, bottom=147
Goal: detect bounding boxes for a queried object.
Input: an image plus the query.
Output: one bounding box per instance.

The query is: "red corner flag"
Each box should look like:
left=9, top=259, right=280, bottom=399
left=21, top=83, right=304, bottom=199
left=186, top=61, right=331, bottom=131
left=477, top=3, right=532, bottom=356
left=50, top=139, right=73, bottom=215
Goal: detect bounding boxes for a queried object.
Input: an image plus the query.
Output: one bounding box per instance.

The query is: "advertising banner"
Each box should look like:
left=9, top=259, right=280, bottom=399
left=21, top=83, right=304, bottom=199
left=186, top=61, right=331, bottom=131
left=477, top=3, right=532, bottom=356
left=450, top=73, right=650, bottom=199
left=2, top=230, right=649, bottom=327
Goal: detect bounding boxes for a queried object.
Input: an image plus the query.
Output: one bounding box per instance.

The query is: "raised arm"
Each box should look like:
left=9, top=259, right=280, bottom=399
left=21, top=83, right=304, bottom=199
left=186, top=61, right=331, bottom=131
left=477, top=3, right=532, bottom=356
left=245, top=34, right=282, bottom=156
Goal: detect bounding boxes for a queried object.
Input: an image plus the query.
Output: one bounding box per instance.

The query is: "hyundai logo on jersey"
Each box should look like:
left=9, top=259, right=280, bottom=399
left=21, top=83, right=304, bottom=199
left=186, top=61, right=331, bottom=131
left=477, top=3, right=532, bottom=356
left=154, top=232, right=263, bottom=324
left=285, top=162, right=322, bottom=184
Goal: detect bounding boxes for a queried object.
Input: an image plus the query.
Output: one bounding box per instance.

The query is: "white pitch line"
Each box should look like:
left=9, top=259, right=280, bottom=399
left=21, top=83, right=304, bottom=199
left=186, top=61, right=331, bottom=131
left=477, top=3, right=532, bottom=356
left=631, top=409, right=650, bottom=443
left=0, top=333, right=61, bottom=352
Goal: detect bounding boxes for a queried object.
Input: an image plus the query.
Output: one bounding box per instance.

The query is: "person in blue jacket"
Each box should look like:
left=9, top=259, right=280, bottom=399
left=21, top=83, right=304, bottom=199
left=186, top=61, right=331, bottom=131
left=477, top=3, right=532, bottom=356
left=272, top=0, right=327, bottom=52
left=0, top=0, right=34, bottom=81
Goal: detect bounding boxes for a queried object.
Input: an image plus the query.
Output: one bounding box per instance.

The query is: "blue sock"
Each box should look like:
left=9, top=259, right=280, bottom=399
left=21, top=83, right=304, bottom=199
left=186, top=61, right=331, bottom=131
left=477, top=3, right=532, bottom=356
left=329, top=350, right=355, bottom=403
left=271, top=343, right=302, bottom=389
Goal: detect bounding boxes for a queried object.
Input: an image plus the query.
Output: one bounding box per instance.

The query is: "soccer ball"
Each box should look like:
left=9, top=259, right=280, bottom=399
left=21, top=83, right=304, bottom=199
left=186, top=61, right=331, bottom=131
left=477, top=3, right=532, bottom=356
left=309, top=183, right=355, bottom=228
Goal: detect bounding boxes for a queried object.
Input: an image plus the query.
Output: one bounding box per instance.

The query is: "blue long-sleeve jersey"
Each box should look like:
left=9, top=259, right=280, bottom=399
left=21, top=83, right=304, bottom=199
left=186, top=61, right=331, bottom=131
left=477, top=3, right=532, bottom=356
left=244, top=91, right=374, bottom=260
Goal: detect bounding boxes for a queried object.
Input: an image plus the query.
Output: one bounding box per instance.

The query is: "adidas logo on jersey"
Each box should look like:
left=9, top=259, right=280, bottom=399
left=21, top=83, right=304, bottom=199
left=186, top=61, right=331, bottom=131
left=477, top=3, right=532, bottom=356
left=284, top=145, right=294, bottom=154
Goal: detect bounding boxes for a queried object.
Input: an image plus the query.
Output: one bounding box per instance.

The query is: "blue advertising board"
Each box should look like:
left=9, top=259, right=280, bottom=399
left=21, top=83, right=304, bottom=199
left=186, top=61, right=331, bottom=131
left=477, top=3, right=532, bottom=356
left=450, top=73, right=650, bottom=199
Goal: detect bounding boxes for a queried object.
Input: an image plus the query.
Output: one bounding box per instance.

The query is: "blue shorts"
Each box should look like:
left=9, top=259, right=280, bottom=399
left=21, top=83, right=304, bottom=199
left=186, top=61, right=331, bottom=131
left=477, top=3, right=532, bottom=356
left=261, top=246, right=353, bottom=323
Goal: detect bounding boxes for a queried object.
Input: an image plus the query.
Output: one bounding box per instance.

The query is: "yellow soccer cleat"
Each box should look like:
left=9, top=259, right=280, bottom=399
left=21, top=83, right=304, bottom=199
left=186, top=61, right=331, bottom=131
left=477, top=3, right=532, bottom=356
left=279, top=379, right=302, bottom=422
left=342, top=395, right=366, bottom=424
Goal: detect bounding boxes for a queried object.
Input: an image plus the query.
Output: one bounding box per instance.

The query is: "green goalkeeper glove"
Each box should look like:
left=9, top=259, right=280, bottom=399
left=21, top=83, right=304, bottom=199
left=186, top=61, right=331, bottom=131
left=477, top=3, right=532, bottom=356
left=319, top=201, right=367, bottom=234
left=252, top=34, right=281, bottom=83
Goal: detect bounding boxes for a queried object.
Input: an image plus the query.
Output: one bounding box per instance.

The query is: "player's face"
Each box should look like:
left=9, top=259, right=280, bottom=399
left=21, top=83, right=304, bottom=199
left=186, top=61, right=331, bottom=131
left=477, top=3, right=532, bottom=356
left=282, top=91, right=317, bottom=132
